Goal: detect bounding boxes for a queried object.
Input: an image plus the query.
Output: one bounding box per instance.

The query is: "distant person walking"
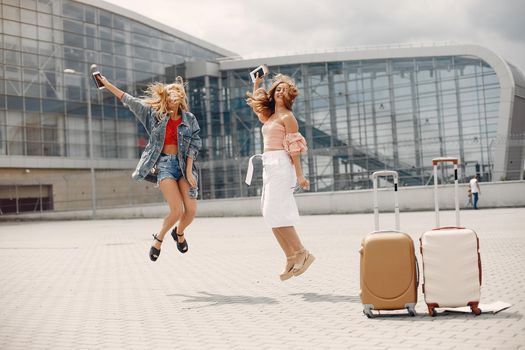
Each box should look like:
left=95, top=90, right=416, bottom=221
left=96, top=75, right=201, bottom=261
left=245, top=73, right=315, bottom=281
left=469, top=175, right=481, bottom=209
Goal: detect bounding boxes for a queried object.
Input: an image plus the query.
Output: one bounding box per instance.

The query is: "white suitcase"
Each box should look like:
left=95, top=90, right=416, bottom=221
left=420, top=157, right=482, bottom=316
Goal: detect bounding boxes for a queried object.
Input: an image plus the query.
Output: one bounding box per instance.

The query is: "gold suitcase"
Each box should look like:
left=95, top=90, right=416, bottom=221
left=360, top=171, right=418, bottom=318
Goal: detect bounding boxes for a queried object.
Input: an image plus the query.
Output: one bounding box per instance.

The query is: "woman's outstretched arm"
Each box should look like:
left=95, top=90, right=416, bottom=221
left=98, top=75, right=152, bottom=129
left=252, top=73, right=264, bottom=95
left=97, top=75, right=124, bottom=100
left=248, top=73, right=268, bottom=123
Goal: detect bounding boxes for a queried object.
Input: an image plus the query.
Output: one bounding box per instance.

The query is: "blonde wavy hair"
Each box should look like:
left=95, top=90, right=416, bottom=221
left=246, top=74, right=299, bottom=122
left=143, top=76, right=189, bottom=120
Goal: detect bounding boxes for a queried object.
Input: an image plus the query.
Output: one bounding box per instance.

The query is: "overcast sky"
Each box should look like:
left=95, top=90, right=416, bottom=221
left=104, top=0, right=525, bottom=72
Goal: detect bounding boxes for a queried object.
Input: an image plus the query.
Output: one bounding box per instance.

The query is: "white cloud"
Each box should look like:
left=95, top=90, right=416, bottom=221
left=104, top=0, right=525, bottom=71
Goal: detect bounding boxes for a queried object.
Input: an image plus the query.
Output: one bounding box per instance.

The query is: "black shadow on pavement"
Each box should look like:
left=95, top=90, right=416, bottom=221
left=290, top=293, right=361, bottom=303
left=167, top=291, right=279, bottom=308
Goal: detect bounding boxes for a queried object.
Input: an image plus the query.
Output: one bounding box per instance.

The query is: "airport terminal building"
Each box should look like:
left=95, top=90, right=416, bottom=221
left=1, top=0, right=524, bottom=213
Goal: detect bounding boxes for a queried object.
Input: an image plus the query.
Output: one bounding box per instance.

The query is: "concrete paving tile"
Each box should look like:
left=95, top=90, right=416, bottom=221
left=0, top=208, right=524, bottom=349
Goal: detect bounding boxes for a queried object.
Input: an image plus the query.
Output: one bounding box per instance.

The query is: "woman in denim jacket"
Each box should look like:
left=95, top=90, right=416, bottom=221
left=98, top=75, right=201, bottom=261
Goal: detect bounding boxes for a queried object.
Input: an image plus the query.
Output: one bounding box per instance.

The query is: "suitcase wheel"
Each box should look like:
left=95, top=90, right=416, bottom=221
left=428, top=305, right=438, bottom=317
left=473, top=308, right=482, bottom=316
left=363, top=309, right=374, bottom=318
left=470, top=303, right=482, bottom=316
left=406, top=306, right=416, bottom=317
left=363, top=306, right=374, bottom=318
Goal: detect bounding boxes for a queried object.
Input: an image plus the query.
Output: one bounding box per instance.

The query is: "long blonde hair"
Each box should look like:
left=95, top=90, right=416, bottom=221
left=246, top=74, right=299, bottom=122
left=143, top=76, right=189, bottom=121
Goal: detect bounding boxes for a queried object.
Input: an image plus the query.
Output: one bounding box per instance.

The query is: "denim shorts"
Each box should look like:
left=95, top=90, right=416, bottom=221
left=157, top=153, right=183, bottom=184
left=156, top=153, right=199, bottom=199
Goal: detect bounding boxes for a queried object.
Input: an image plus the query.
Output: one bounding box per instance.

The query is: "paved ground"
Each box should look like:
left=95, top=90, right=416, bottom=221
left=0, top=208, right=523, bottom=349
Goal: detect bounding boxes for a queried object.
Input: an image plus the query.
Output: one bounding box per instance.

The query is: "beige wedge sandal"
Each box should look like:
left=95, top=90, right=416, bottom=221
left=292, top=249, right=315, bottom=277
left=280, top=254, right=296, bottom=281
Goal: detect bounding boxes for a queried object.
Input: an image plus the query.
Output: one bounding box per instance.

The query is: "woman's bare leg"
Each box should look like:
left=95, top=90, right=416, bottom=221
left=278, top=226, right=314, bottom=276
left=175, top=178, right=197, bottom=242
left=277, top=226, right=304, bottom=253
left=152, top=179, right=183, bottom=250
left=272, top=227, right=297, bottom=280
left=272, top=227, right=295, bottom=257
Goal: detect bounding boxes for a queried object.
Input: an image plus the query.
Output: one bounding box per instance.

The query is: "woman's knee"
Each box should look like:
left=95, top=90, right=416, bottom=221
left=183, top=205, right=197, bottom=218
left=165, top=208, right=182, bottom=224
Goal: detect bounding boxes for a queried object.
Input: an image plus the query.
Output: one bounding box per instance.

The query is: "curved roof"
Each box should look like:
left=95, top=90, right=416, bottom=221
left=73, top=0, right=237, bottom=58
left=508, top=64, right=525, bottom=98
left=220, top=44, right=515, bottom=88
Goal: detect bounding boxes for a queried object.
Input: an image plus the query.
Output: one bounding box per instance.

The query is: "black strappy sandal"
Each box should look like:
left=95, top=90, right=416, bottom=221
left=150, top=234, right=162, bottom=261
left=171, top=227, right=188, bottom=254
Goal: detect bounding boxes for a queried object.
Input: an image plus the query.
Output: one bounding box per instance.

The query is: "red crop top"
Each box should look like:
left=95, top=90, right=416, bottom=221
left=164, top=117, right=182, bottom=145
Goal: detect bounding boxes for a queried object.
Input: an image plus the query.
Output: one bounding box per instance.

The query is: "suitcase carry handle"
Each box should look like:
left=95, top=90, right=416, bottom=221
left=433, top=226, right=465, bottom=231
left=432, top=157, right=460, bottom=227
left=371, top=170, right=399, bottom=231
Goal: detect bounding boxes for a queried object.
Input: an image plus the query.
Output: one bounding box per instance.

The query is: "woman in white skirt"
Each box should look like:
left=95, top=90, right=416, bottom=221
left=246, top=73, right=315, bottom=281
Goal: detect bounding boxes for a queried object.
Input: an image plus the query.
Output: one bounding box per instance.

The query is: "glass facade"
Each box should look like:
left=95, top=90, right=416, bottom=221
left=1, top=0, right=520, bottom=213
left=196, top=57, right=501, bottom=199
left=0, top=0, right=224, bottom=160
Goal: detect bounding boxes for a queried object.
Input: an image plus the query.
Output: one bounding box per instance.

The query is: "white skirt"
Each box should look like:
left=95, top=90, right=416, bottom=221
left=261, top=150, right=300, bottom=228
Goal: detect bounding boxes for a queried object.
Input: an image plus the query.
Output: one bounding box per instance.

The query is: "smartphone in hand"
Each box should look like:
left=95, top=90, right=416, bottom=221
left=91, top=71, right=105, bottom=90
left=249, top=64, right=269, bottom=83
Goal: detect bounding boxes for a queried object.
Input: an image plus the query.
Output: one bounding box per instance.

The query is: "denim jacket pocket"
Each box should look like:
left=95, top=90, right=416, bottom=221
left=182, top=134, right=192, bottom=148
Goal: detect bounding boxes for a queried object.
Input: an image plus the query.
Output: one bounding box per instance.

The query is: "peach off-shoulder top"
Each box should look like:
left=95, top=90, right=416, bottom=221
left=261, top=120, right=307, bottom=156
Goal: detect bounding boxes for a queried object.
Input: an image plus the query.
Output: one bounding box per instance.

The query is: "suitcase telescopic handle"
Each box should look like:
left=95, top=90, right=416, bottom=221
left=371, top=171, right=399, bottom=231
left=432, top=157, right=460, bottom=227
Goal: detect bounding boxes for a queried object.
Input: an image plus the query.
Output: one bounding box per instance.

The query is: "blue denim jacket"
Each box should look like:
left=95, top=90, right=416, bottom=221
left=121, top=93, right=202, bottom=197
